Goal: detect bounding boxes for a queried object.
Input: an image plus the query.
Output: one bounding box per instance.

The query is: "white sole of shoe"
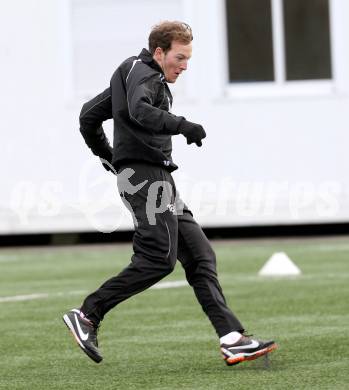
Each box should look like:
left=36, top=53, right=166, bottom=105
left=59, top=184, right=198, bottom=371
left=63, top=314, right=86, bottom=350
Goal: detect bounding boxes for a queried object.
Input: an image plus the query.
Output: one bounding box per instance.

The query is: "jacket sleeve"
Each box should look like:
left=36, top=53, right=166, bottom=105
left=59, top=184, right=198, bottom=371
left=79, top=88, right=113, bottom=161
left=123, top=68, right=184, bottom=135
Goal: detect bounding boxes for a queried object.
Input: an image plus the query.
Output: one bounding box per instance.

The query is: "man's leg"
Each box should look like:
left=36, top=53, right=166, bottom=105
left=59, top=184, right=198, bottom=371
left=63, top=163, right=178, bottom=363
left=177, top=207, right=244, bottom=337
left=81, top=163, right=178, bottom=324
left=176, top=205, right=277, bottom=365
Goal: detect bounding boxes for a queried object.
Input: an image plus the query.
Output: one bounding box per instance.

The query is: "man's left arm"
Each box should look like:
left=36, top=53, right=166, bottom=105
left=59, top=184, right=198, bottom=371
left=125, top=71, right=206, bottom=146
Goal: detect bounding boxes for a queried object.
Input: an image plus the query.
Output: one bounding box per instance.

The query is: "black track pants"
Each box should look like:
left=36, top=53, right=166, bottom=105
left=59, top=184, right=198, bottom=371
left=80, top=163, right=244, bottom=337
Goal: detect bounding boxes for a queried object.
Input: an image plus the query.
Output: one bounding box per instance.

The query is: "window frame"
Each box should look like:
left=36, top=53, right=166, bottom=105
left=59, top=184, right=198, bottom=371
left=224, top=0, right=335, bottom=99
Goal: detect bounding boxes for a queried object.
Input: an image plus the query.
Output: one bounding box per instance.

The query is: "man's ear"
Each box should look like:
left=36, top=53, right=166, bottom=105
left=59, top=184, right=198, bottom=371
left=153, top=47, right=163, bottom=60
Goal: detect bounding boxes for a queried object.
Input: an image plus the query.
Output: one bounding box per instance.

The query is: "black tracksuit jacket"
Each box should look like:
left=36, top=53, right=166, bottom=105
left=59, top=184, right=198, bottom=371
left=79, top=48, right=186, bottom=172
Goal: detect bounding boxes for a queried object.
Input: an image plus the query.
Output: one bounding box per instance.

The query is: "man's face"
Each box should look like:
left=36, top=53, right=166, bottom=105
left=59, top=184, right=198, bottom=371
left=153, top=41, right=192, bottom=83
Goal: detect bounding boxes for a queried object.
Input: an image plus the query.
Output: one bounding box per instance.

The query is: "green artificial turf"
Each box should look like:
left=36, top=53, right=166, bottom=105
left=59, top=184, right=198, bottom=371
left=0, top=238, right=348, bottom=389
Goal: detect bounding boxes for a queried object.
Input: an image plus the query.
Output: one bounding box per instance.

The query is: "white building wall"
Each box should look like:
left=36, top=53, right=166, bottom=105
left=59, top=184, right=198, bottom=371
left=0, top=0, right=348, bottom=234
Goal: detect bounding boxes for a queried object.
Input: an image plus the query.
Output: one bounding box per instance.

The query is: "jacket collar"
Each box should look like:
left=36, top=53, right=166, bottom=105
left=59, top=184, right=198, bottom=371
left=138, top=48, right=164, bottom=75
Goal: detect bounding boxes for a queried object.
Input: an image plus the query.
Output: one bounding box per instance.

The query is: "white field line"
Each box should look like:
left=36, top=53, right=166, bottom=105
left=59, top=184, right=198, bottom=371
left=0, top=293, right=50, bottom=302
left=151, top=280, right=188, bottom=289
left=0, top=290, right=88, bottom=303
left=0, top=280, right=188, bottom=303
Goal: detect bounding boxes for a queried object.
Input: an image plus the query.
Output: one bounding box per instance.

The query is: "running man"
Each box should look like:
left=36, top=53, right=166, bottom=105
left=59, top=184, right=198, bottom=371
left=63, top=21, right=277, bottom=366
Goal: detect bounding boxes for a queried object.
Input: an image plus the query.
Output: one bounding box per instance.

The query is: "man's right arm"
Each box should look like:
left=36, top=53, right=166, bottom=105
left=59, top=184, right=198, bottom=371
left=79, top=88, right=113, bottom=162
left=123, top=67, right=206, bottom=146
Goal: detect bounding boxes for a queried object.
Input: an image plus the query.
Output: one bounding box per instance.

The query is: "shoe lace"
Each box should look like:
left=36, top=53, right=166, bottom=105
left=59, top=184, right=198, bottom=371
left=93, top=324, right=100, bottom=347
left=85, top=319, right=100, bottom=346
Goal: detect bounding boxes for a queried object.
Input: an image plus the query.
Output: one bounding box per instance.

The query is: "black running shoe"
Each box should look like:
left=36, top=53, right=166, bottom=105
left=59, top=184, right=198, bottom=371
left=63, top=309, right=102, bottom=363
left=221, top=334, right=277, bottom=366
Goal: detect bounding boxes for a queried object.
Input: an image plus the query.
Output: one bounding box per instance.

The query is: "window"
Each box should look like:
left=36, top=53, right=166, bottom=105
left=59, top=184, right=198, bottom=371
left=226, top=0, right=274, bottom=82
left=225, top=0, right=332, bottom=84
left=71, top=0, right=183, bottom=96
left=283, top=0, right=332, bottom=80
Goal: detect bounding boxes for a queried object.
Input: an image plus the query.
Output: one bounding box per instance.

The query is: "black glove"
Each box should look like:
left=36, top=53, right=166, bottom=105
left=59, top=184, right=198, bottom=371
left=179, top=120, right=206, bottom=147
left=98, top=148, right=116, bottom=175
left=99, top=157, right=116, bottom=174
